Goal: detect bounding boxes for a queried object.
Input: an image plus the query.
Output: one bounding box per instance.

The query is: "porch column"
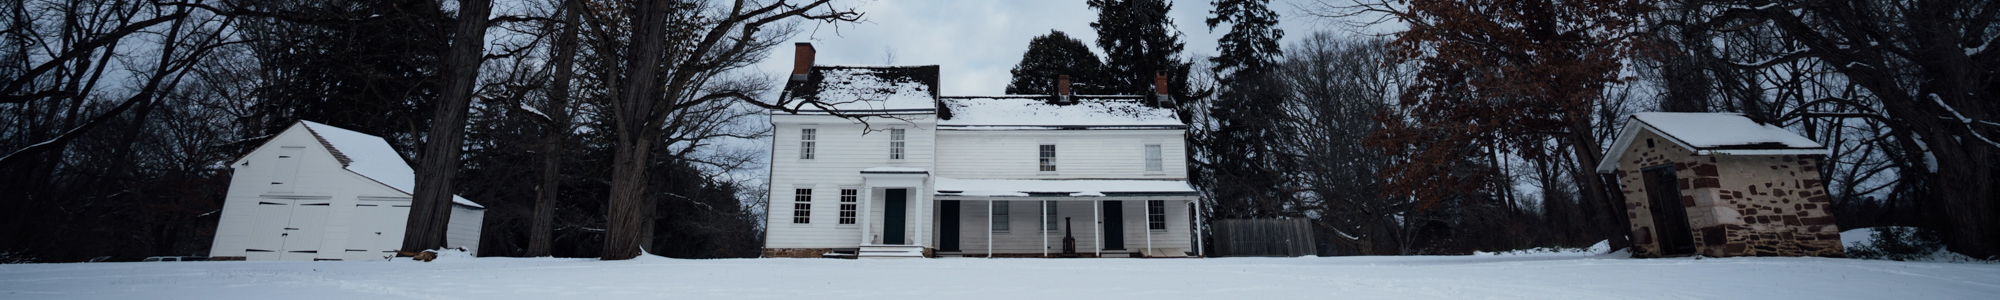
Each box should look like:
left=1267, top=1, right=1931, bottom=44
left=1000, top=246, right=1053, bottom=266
left=860, top=187, right=874, bottom=245
left=1145, top=200, right=1153, bottom=257
left=987, top=200, right=994, bottom=258
left=1041, top=200, right=1048, bottom=257
left=1194, top=200, right=1205, bottom=257
left=1093, top=199, right=1101, bottom=257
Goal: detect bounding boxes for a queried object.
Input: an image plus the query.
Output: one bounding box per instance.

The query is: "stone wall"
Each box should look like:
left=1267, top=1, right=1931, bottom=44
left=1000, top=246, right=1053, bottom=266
left=1611, top=129, right=1845, bottom=258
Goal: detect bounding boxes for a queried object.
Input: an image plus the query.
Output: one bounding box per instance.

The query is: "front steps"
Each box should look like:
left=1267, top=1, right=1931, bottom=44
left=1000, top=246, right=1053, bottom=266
left=858, top=244, right=925, bottom=259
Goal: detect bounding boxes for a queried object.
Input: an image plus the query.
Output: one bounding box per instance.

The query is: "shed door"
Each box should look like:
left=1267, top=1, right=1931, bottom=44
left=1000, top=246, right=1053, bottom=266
left=269, top=147, right=304, bottom=193
left=245, top=200, right=292, bottom=260
left=279, top=202, right=331, bottom=260
left=1642, top=165, right=1696, bottom=256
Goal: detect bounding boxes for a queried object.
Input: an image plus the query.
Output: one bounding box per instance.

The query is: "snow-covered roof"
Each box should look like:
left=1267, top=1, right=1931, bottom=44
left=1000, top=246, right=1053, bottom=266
left=1596, top=113, right=1827, bottom=173
left=933, top=177, right=1196, bottom=198
left=937, top=96, right=1183, bottom=129
left=298, top=121, right=482, bottom=208
left=782, top=65, right=938, bottom=112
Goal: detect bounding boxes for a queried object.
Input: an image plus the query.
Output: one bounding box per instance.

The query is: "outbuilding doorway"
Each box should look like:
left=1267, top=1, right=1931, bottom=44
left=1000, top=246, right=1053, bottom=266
left=1642, top=165, right=1696, bottom=256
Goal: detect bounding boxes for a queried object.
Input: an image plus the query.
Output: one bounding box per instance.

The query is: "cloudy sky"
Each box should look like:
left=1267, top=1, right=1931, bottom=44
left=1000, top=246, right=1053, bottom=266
left=747, top=0, right=1375, bottom=96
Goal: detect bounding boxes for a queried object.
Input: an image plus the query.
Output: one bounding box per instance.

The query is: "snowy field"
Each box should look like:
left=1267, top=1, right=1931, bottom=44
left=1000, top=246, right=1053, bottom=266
left=3, top=250, right=1997, bottom=300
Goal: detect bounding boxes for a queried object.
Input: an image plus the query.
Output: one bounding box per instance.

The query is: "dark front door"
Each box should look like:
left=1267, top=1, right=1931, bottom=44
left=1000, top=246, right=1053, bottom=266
left=884, top=189, right=908, bottom=245
left=1102, top=201, right=1125, bottom=250
left=939, top=200, right=960, bottom=251
left=1642, top=165, right=1696, bottom=255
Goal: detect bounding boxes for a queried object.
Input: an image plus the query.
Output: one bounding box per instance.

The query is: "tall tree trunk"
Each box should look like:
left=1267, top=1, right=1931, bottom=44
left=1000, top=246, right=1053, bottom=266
left=603, top=0, right=667, bottom=260
left=526, top=0, right=580, bottom=258
left=403, top=0, right=491, bottom=253
left=1566, top=117, right=1630, bottom=250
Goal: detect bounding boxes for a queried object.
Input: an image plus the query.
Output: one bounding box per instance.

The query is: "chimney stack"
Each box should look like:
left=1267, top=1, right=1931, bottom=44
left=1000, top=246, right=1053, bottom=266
left=1152, top=71, right=1175, bottom=108
left=791, top=43, right=816, bottom=82
left=1057, top=75, right=1072, bottom=104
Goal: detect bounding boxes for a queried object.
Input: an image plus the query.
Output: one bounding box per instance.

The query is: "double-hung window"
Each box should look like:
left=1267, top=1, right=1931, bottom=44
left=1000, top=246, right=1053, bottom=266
left=991, top=201, right=1010, bottom=232
left=838, top=189, right=858, bottom=225
left=1144, top=144, right=1163, bottom=172
left=792, top=189, right=812, bottom=224
left=1039, top=144, right=1057, bottom=172
left=1147, top=200, right=1166, bottom=230
left=889, top=128, right=906, bottom=160
left=799, top=128, right=817, bottom=160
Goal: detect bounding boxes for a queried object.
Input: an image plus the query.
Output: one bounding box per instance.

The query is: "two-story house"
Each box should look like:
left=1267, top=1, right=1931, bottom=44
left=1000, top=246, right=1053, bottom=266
left=762, top=43, right=1199, bottom=259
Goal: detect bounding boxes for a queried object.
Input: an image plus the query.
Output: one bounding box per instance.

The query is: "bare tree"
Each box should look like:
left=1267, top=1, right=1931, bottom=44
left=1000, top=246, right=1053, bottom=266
left=598, top=0, right=859, bottom=260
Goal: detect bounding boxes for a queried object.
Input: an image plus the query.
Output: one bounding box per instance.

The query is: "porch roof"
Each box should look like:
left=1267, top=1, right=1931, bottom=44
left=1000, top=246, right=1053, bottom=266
left=932, top=177, right=1197, bottom=198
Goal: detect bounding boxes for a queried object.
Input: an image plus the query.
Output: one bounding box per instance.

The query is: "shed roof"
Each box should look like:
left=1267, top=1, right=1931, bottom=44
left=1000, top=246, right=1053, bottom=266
left=298, top=121, right=482, bottom=208
left=937, top=96, right=1183, bottom=129
left=1595, top=113, right=1826, bottom=173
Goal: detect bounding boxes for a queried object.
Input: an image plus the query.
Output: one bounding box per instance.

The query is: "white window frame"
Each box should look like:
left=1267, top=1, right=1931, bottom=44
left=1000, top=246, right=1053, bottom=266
left=889, top=128, right=906, bottom=160
left=991, top=201, right=1010, bottom=232
left=1038, top=144, right=1057, bottom=172
left=1144, top=144, right=1164, bottom=172
left=799, top=128, right=817, bottom=160
left=838, top=189, right=858, bottom=225
left=792, top=189, right=812, bottom=224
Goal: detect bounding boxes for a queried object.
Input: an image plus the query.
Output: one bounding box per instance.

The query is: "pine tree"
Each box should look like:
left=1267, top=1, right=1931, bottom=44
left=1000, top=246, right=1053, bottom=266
left=1004, top=30, right=1110, bottom=95
left=1195, top=0, right=1293, bottom=219
left=1087, top=0, right=1197, bottom=101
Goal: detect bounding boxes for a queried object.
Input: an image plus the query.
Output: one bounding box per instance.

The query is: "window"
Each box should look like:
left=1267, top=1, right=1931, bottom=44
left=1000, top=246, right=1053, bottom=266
left=1144, top=144, right=1163, bottom=172
left=838, top=189, right=858, bottom=225
left=991, top=201, right=1010, bottom=231
left=792, top=189, right=812, bottom=224
left=799, top=128, right=816, bottom=159
left=1042, top=201, right=1058, bottom=231
left=1147, top=200, right=1165, bottom=230
left=889, top=128, right=906, bottom=160
left=1039, top=144, right=1057, bottom=172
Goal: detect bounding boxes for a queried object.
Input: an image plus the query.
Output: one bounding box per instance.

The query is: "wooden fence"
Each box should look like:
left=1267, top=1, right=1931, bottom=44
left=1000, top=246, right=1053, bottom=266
left=1211, top=218, right=1316, bottom=257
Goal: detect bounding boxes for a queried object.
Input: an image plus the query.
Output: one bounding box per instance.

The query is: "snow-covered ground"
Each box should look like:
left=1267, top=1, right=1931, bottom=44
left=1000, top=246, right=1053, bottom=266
left=3, top=250, right=1997, bottom=299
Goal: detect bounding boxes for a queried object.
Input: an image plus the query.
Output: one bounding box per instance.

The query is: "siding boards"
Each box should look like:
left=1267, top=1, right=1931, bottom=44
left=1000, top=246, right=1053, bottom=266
left=935, top=130, right=1186, bottom=179
left=767, top=114, right=937, bottom=248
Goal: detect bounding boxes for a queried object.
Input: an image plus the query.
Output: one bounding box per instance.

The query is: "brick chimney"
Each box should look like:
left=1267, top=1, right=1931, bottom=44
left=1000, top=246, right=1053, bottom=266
left=1056, top=75, right=1072, bottom=104
left=791, top=43, right=815, bottom=82
left=1153, top=71, right=1175, bottom=108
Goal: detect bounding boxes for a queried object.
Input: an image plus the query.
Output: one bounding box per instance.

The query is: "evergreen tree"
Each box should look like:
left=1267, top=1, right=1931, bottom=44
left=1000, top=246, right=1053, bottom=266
left=1194, top=0, right=1294, bottom=219
left=1087, top=0, right=1197, bottom=102
left=1004, top=30, right=1110, bottom=95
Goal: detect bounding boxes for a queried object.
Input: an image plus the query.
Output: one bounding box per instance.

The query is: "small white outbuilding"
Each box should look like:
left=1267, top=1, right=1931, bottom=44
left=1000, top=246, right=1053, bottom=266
left=208, top=121, right=483, bottom=261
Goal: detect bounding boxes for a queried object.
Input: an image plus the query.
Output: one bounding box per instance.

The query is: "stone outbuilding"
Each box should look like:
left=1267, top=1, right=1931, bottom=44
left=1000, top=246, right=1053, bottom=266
left=1597, top=113, right=1844, bottom=258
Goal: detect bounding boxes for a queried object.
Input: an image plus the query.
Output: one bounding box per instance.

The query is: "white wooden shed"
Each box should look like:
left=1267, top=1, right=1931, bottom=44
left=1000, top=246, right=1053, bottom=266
left=208, top=121, right=483, bottom=261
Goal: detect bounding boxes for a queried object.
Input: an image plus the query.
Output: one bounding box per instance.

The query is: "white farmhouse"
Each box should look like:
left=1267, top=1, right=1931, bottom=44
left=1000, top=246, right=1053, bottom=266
left=762, top=43, right=1200, bottom=259
left=208, top=121, right=484, bottom=261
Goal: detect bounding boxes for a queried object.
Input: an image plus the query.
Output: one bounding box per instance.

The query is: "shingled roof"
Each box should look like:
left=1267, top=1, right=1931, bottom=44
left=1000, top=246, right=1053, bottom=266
left=781, top=65, right=940, bottom=113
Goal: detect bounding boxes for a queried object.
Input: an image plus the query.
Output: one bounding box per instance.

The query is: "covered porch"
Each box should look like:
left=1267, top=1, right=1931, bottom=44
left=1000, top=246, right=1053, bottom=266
left=930, top=178, right=1202, bottom=258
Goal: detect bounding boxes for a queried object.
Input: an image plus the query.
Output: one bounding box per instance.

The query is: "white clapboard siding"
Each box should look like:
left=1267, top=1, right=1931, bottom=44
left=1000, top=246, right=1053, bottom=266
left=945, top=200, right=1192, bottom=255
left=766, top=114, right=938, bottom=248
left=447, top=205, right=485, bottom=255
left=934, top=130, right=1187, bottom=179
